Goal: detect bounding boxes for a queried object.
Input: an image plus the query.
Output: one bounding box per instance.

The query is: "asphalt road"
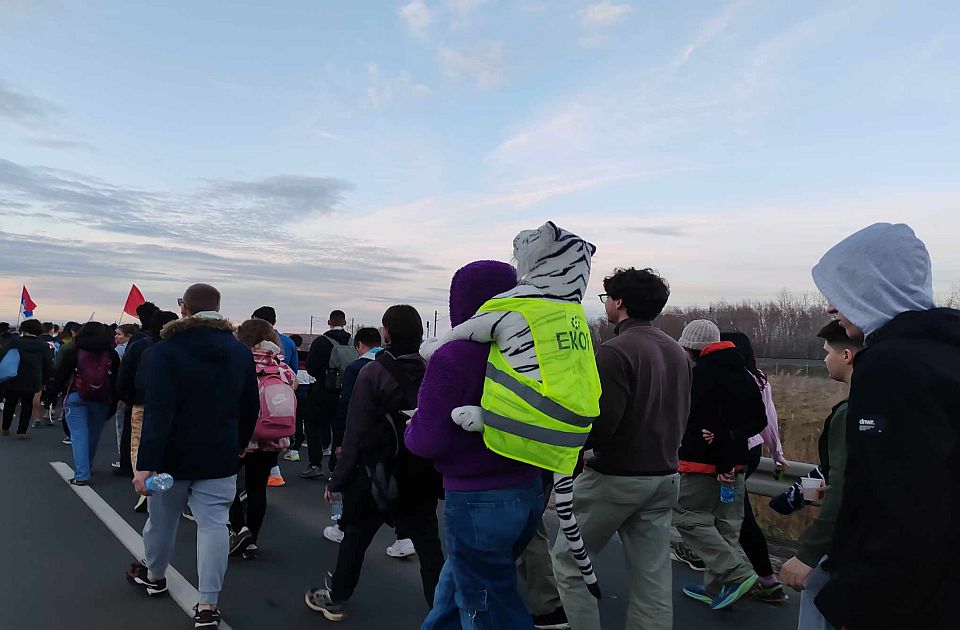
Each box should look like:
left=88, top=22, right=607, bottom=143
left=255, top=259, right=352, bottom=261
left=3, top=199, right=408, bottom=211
left=0, top=418, right=799, bottom=629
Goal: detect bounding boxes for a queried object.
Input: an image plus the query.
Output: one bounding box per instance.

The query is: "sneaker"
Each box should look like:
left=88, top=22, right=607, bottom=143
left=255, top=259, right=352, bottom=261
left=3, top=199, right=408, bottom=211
left=238, top=490, right=248, bottom=503
left=671, top=542, right=706, bottom=572
left=31, top=420, right=42, bottom=428
left=229, top=527, right=254, bottom=556
left=193, top=605, right=221, bottom=628
left=385, top=538, right=416, bottom=558
left=532, top=606, right=570, bottom=629
left=299, top=465, right=325, bottom=479
left=711, top=575, right=759, bottom=610
left=305, top=586, right=346, bottom=621
left=134, top=495, right=148, bottom=513
left=241, top=543, right=259, bottom=560
left=182, top=506, right=196, bottom=522
left=682, top=583, right=713, bottom=605
left=62, top=437, right=71, bottom=445
left=111, top=461, right=121, bottom=469
left=323, top=524, right=344, bottom=544
left=69, top=478, right=90, bottom=486
left=283, top=450, right=301, bottom=462
left=751, top=581, right=788, bottom=602
left=267, top=474, right=286, bottom=487
left=126, top=562, right=168, bottom=597
left=322, top=447, right=332, bottom=456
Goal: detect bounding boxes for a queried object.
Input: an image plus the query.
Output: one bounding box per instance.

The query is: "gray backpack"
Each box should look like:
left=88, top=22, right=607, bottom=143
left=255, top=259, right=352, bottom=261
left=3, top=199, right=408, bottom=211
left=324, top=337, right=360, bottom=391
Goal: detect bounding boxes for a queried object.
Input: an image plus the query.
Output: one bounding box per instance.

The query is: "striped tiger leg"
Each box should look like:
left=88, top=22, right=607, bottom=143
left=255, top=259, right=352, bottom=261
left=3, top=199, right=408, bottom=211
left=553, top=472, right=601, bottom=599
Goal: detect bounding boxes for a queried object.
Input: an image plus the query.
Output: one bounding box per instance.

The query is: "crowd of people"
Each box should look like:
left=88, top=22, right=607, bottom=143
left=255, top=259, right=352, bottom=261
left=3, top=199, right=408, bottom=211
left=0, top=221, right=957, bottom=630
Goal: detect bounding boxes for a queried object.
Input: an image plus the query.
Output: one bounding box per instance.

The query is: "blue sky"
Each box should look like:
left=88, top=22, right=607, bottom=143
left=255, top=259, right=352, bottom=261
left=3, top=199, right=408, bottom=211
left=1, top=0, right=958, bottom=331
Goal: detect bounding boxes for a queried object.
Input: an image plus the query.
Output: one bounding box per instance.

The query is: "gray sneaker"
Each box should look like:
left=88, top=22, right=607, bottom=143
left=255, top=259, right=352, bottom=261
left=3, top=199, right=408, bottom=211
left=299, top=465, right=325, bottom=480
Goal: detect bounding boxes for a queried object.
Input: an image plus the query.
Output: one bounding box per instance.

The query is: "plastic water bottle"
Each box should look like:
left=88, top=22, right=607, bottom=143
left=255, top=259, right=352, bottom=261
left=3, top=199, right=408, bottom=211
left=331, top=493, right=343, bottom=521
left=719, top=481, right=736, bottom=504
left=146, top=473, right=175, bottom=494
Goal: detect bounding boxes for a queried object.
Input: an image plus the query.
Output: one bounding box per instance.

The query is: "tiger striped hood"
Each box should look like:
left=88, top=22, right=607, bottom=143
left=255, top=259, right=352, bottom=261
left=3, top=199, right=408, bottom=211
left=512, top=221, right=596, bottom=303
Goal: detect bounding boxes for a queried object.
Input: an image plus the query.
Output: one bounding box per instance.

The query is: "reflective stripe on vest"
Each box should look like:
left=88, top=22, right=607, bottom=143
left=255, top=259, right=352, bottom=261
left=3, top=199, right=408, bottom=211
left=477, top=297, right=602, bottom=474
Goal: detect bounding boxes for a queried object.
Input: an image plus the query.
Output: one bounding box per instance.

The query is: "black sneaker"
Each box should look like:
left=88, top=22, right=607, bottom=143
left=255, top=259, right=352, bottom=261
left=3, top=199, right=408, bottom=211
left=69, top=478, right=90, bottom=487
left=193, top=605, right=221, bottom=628
left=533, top=606, right=570, bottom=629
left=299, top=465, right=325, bottom=479
left=304, top=586, right=345, bottom=621
left=229, top=527, right=253, bottom=556
left=241, top=543, right=259, bottom=560
left=671, top=542, right=706, bottom=572
left=126, top=562, right=168, bottom=597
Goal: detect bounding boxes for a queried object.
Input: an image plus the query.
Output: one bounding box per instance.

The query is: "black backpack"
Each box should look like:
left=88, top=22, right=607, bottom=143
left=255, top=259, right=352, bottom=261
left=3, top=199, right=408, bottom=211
left=364, top=351, right=441, bottom=520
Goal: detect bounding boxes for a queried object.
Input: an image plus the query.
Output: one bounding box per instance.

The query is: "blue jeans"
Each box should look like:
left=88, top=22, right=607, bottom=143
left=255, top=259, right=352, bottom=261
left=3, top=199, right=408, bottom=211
left=422, top=476, right=544, bottom=630
left=64, top=392, right=110, bottom=481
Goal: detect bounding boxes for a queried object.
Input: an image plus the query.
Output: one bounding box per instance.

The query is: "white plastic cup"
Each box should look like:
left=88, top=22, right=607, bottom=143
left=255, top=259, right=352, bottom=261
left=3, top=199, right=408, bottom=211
left=801, top=477, right=824, bottom=501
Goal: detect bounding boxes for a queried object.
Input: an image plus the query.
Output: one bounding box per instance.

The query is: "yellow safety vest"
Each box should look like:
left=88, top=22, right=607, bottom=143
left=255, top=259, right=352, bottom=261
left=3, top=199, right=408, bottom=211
left=478, top=297, right=602, bottom=474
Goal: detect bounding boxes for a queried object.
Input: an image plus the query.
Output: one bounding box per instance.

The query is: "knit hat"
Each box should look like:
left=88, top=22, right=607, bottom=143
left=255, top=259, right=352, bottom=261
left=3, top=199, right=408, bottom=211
left=679, top=319, right=720, bottom=350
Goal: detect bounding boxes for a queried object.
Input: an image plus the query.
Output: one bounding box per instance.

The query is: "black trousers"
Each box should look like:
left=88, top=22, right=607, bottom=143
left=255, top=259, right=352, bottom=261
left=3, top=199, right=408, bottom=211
left=331, top=474, right=444, bottom=608
left=229, top=450, right=280, bottom=541
left=117, top=403, right=133, bottom=475
left=304, top=394, right=337, bottom=469
left=740, top=445, right=774, bottom=577
left=291, top=383, right=311, bottom=451
left=2, top=390, right=34, bottom=434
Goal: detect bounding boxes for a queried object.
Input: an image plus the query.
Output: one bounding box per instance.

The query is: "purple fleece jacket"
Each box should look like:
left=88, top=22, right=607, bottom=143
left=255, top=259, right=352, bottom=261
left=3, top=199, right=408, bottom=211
left=404, top=260, right=540, bottom=492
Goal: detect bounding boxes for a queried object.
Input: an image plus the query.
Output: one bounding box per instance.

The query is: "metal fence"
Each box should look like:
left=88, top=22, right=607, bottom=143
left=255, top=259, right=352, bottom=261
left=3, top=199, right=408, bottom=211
left=758, top=357, right=828, bottom=378
left=747, top=457, right=819, bottom=504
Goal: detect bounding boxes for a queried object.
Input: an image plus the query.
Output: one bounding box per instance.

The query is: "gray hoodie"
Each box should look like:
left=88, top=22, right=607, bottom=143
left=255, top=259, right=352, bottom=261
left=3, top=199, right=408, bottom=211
left=812, top=223, right=935, bottom=337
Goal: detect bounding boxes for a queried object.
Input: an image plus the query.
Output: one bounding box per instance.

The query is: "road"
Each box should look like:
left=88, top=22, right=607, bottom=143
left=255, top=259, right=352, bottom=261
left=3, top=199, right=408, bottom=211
left=0, top=421, right=800, bottom=629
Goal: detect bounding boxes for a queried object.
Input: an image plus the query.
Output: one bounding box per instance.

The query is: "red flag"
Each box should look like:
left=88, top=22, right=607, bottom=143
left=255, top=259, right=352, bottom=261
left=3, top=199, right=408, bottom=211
left=123, top=284, right=146, bottom=318
left=21, top=286, right=37, bottom=317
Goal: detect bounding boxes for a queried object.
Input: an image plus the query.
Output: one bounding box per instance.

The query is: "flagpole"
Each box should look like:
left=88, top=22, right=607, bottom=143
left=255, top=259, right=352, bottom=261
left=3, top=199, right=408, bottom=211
left=118, top=310, right=124, bottom=325
left=16, top=286, right=22, bottom=327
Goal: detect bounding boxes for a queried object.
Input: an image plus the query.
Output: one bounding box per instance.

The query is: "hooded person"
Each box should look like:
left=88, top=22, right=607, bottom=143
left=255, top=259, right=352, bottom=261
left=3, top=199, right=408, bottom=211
left=406, top=260, right=546, bottom=630
left=811, top=223, right=960, bottom=630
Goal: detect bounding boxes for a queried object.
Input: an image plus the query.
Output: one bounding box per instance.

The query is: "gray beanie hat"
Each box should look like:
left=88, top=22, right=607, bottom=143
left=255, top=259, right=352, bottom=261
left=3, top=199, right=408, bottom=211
left=679, top=319, right=720, bottom=350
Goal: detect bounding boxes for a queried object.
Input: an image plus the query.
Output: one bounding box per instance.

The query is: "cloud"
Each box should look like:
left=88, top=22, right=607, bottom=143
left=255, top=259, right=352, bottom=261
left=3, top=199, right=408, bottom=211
left=445, top=0, right=487, bottom=15
left=0, top=80, right=57, bottom=128
left=26, top=137, right=96, bottom=151
left=625, top=225, right=688, bottom=237
left=580, top=2, right=633, bottom=28
left=400, top=0, right=433, bottom=39
left=439, top=42, right=505, bottom=89
left=361, top=63, right=432, bottom=109
left=673, top=0, right=747, bottom=69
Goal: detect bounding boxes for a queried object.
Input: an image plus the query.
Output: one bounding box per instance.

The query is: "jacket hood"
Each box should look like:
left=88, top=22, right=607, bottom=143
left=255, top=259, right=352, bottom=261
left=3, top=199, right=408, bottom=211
left=11, top=335, right=49, bottom=355
left=869, top=307, right=960, bottom=347
left=74, top=334, right=114, bottom=352
left=812, top=223, right=935, bottom=337
left=160, top=315, right=236, bottom=340
left=449, top=260, right=518, bottom=326
left=253, top=340, right=283, bottom=354
left=325, top=329, right=352, bottom=345
left=698, top=345, right=744, bottom=369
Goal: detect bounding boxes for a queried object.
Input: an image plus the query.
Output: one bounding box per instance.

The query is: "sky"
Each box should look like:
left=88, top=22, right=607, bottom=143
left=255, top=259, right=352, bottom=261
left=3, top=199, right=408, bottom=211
left=1, top=0, right=958, bottom=332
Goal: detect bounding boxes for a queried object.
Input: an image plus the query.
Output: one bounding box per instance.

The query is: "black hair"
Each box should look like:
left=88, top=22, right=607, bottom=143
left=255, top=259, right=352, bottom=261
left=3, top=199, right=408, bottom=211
left=252, top=306, right=277, bottom=325
left=136, top=302, right=159, bottom=324
left=288, top=334, right=303, bottom=348
left=42, top=322, right=55, bottom=333
left=354, top=327, right=382, bottom=349
left=817, top=319, right=862, bottom=351
left=382, top=305, right=422, bottom=348
left=76, top=321, right=111, bottom=342
left=720, top=331, right=767, bottom=389
left=329, top=310, right=347, bottom=326
left=602, top=267, right=670, bottom=321
left=117, top=324, right=139, bottom=337
left=147, top=311, right=179, bottom=341
left=19, top=319, right=43, bottom=336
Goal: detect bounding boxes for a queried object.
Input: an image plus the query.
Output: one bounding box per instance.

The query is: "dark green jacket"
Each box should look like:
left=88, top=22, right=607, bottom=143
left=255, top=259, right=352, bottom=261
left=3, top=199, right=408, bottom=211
left=797, top=400, right=847, bottom=567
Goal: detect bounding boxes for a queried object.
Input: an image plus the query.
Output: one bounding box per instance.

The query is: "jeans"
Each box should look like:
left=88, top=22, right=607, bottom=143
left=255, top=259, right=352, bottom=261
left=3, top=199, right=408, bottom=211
left=423, top=477, right=544, bottom=630
left=64, top=392, right=110, bottom=481
left=144, top=476, right=237, bottom=605
left=798, top=559, right=833, bottom=630
left=229, top=450, right=279, bottom=541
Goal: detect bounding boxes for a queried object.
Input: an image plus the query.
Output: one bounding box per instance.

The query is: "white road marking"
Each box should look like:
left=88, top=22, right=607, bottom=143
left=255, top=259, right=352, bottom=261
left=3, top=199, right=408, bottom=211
left=50, top=462, right=234, bottom=630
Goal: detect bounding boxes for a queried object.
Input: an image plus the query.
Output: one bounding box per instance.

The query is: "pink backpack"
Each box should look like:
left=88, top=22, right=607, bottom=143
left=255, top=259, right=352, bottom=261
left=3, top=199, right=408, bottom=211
left=75, top=349, right=112, bottom=402
left=252, top=363, right=297, bottom=441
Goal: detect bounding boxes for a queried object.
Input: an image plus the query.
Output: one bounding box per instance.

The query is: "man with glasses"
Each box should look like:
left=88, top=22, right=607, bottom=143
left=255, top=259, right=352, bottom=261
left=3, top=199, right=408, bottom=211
left=552, top=267, right=691, bottom=630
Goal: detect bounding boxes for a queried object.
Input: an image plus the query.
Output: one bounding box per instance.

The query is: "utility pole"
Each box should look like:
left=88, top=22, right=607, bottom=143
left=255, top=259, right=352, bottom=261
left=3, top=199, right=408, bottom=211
left=434, top=310, right=438, bottom=336
left=309, top=315, right=314, bottom=335
left=426, top=321, right=431, bottom=338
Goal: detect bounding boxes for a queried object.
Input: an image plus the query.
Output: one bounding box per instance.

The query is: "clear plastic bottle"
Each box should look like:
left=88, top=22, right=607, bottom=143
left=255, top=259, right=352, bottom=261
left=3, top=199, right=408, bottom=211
left=331, top=493, right=343, bottom=521
left=146, top=473, right=175, bottom=494
left=719, top=481, right=736, bottom=504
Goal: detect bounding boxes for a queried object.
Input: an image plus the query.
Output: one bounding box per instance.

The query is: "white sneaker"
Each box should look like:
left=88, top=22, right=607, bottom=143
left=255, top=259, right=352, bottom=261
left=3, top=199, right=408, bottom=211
left=386, top=538, right=416, bottom=558
left=323, top=525, right=344, bottom=544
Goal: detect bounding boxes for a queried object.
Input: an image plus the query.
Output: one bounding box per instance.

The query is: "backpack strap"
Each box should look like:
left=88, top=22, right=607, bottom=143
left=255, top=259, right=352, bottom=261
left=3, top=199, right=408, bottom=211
left=375, top=351, right=420, bottom=409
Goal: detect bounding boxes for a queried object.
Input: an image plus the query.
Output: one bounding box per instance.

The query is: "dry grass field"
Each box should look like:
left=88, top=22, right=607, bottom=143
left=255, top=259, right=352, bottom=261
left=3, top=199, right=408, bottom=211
left=751, top=373, right=849, bottom=540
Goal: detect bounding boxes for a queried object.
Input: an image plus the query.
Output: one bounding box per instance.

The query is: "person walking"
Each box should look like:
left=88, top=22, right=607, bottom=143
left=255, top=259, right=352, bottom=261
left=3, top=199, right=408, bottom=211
left=552, top=267, right=691, bottom=630
left=228, top=318, right=297, bottom=560
left=125, top=284, right=260, bottom=629
left=408, top=261, right=546, bottom=630
left=810, top=223, right=960, bottom=629
left=304, top=305, right=443, bottom=622
left=720, top=331, right=789, bottom=602
left=1, top=319, right=54, bottom=439
left=50, top=321, right=120, bottom=485
left=674, top=319, right=768, bottom=611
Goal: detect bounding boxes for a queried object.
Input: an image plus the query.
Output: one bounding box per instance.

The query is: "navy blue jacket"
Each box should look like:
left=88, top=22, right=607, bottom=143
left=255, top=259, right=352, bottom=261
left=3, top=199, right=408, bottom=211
left=136, top=316, right=260, bottom=480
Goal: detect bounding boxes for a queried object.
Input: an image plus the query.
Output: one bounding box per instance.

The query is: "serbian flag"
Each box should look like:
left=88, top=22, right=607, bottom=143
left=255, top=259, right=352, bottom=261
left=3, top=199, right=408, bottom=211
left=21, top=286, right=37, bottom=318
left=123, top=284, right=146, bottom=318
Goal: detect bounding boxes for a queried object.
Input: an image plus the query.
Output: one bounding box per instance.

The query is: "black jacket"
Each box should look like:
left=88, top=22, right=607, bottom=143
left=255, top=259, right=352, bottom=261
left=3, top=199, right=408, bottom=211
left=306, top=329, right=352, bottom=400
left=117, top=337, right=155, bottom=405
left=135, top=316, right=260, bottom=480
left=0, top=335, right=53, bottom=394
left=50, top=335, right=120, bottom=405
left=678, top=344, right=767, bottom=475
left=816, top=308, right=960, bottom=630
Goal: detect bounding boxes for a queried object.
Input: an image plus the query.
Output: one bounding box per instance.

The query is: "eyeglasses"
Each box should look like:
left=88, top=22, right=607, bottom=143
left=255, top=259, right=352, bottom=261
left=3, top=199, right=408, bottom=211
left=598, top=293, right=609, bottom=305
left=177, top=298, right=184, bottom=306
